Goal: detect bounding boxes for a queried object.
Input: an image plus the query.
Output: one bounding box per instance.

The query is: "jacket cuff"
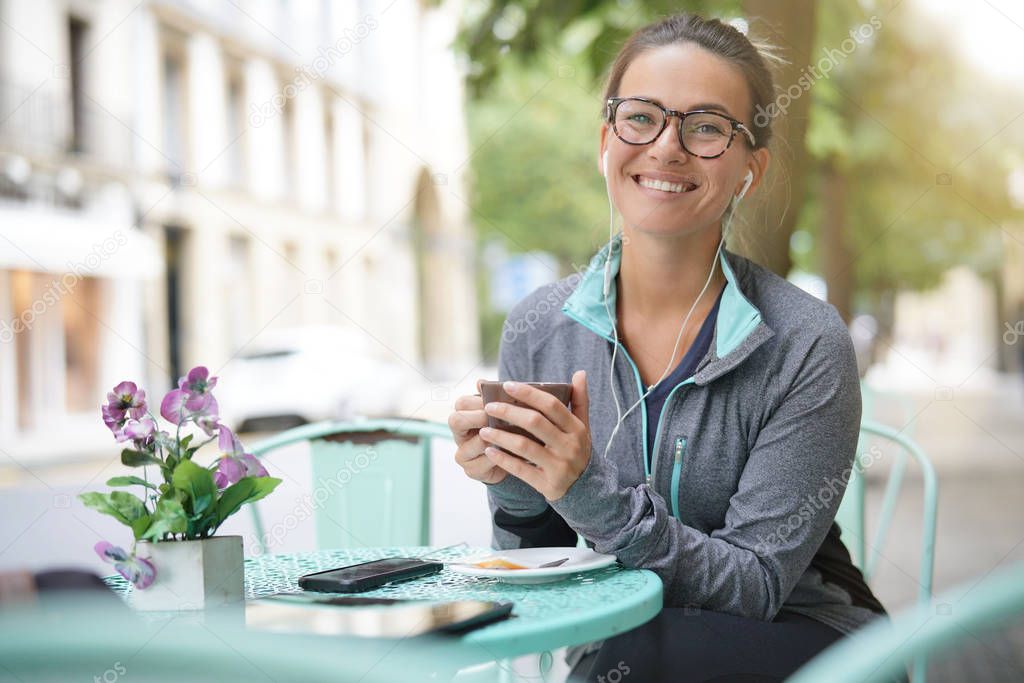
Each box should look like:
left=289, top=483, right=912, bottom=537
left=548, top=453, right=623, bottom=535
left=485, top=474, right=548, bottom=517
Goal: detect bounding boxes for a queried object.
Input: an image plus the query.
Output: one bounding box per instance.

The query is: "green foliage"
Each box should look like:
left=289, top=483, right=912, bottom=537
left=141, top=498, right=188, bottom=542
left=215, top=477, right=281, bottom=527
left=80, top=491, right=148, bottom=528
left=798, top=1, right=1021, bottom=295
left=84, top=434, right=282, bottom=542
left=432, top=0, right=738, bottom=97
left=106, top=476, right=158, bottom=490
left=120, top=448, right=162, bottom=469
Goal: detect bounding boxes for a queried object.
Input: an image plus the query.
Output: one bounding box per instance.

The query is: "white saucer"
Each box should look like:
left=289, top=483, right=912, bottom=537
left=448, top=547, right=617, bottom=584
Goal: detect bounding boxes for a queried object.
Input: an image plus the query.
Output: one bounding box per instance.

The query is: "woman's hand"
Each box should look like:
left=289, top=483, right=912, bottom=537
left=479, top=370, right=592, bottom=501
left=448, top=384, right=508, bottom=485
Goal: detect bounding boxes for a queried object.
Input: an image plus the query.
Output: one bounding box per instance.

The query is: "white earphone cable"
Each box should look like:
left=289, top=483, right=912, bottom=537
left=600, top=158, right=753, bottom=465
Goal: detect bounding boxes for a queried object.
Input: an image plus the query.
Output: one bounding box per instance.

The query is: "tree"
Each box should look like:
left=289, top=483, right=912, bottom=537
left=800, top=1, right=1020, bottom=323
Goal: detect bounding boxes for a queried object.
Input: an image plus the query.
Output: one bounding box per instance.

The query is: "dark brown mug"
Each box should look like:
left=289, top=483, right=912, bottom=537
left=478, top=381, right=572, bottom=446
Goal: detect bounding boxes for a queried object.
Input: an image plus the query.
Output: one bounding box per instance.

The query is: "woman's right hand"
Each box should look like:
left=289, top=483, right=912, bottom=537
left=448, top=388, right=508, bottom=485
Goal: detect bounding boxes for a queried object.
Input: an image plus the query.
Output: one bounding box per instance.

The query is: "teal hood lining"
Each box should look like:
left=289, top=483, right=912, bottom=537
left=561, top=234, right=764, bottom=359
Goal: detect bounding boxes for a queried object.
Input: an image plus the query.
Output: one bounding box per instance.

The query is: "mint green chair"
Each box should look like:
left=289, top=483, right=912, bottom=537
left=0, top=593, right=436, bottom=682
left=788, top=562, right=1024, bottom=683
left=834, top=418, right=939, bottom=681
left=249, top=419, right=452, bottom=552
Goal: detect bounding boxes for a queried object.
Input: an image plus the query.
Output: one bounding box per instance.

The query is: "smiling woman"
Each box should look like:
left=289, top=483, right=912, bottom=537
left=448, top=11, right=890, bottom=683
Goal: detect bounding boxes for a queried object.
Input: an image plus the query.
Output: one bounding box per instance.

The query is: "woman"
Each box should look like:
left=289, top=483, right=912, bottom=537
left=448, top=13, right=888, bottom=682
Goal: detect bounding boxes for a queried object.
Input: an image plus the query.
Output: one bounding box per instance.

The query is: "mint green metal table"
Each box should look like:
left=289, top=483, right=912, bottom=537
left=105, top=546, right=663, bottom=676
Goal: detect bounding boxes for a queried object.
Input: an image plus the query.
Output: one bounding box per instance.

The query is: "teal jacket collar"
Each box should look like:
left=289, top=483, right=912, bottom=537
left=561, top=234, right=775, bottom=384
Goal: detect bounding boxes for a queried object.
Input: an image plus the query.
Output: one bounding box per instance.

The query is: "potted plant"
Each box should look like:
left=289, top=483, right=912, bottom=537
left=81, top=366, right=281, bottom=610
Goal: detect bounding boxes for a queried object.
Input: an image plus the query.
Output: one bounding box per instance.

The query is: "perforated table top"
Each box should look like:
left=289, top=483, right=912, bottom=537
left=105, top=546, right=663, bottom=662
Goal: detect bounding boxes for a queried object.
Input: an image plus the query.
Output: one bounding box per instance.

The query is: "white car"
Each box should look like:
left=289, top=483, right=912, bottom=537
left=216, top=326, right=416, bottom=433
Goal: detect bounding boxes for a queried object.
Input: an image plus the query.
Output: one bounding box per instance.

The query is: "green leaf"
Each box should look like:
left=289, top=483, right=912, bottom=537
left=180, top=434, right=194, bottom=450
left=79, top=491, right=148, bottom=527
left=171, top=459, right=216, bottom=515
left=130, top=514, right=152, bottom=540
left=141, top=498, right=188, bottom=541
left=121, top=448, right=161, bottom=468
left=106, top=476, right=158, bottom=490
left=215, top=477, right=282, bottom=525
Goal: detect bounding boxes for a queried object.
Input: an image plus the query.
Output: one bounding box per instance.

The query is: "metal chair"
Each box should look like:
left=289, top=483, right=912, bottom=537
left=0, top=593, right=440, bottom=682
left=833, top=418, right=939, bottom=681
left=788, top=562, right=1024, bottom=683
left=249, top=418, right=452, bottom=553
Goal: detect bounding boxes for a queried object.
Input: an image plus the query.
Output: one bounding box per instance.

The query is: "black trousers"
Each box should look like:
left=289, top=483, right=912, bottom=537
left=569, top=608, right=846, bottom=683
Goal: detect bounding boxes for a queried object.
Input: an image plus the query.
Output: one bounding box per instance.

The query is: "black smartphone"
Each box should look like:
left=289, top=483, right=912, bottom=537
left=298, top=557, right=443, bottom=593
left=247, top=595, right=514, bottom=637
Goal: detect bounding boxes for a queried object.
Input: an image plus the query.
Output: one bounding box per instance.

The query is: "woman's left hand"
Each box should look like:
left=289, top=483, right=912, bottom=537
left=480, top=370, right=591, bottom=501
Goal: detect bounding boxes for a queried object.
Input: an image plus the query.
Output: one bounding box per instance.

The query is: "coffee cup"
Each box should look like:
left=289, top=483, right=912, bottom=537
left=478, top=381, right=572, bottom=445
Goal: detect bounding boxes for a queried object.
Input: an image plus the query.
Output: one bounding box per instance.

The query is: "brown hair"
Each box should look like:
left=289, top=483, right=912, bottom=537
left=602, top=13, right=780, bottom=151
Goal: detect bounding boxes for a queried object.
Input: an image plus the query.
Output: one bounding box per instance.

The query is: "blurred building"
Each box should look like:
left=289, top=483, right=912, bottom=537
left=0, top=0, right=479, bottom=462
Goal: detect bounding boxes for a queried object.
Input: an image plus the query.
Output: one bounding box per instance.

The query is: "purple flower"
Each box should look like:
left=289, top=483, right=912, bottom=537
left=102, top=404, right=124, bottom=433
left=160, top=388, right=219, bottom=428
left=119, top=416, right=156, bottom=443
left=178, top=366, right=217, bottom=412
left=214, top=426, right=268, bottom=488
left=107, top=381, right=147, bottom=419
left=159, top=389, right=187, bottom=425
left=94, top=541, right=156, bottom=590
left=102, top=381, right=147, bottom=437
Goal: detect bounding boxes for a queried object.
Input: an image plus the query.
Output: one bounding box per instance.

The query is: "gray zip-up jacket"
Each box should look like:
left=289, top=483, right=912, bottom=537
left=485, top=236, right=884, bottom=635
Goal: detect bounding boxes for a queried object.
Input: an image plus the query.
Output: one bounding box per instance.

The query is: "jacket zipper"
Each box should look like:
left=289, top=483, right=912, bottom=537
left=670, top=437, right=686, bottom=520
left=649, top=379, right=694, bottom=492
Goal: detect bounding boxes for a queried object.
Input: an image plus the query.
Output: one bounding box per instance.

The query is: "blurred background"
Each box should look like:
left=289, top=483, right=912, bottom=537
left=0, top=0, right=1022, bottom=637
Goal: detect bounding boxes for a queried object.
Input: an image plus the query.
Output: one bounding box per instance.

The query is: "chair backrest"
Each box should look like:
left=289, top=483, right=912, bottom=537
left=788, top=562, right=1024, bottom=683
left=833, top=418, right=939, bottom=682
left=249, top=419, right=453, bottom=553
left=841, top=384, right=921, bottom=569
left=835, top=420, right=938, bottom=597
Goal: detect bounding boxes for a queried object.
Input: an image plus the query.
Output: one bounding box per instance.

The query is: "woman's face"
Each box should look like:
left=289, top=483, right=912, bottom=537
left=600, top=43, right=768, bottom=239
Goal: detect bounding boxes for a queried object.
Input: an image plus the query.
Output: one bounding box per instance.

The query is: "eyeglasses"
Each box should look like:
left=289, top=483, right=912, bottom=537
left=605, top=96, right=756, bottom=159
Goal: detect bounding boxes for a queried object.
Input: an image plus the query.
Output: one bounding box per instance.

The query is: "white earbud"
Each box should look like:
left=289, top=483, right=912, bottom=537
left=737, top=170, right=754, bottom=202
left=602, top=149, right=609, bottom=178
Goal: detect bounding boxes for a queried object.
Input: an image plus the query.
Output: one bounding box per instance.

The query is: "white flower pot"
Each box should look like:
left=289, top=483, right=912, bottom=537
left=132, top=536, right=244, bottom=611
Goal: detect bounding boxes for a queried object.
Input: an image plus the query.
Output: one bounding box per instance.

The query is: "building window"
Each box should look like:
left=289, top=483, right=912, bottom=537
left=283, top=242, right=303, bottom=326
left=63, top=276, right=100, bottom=414
left=68, top=16, right=89, bottom=155
left=161, top=50, right=187, bottom=179
left=226, top=235, right=252, bottom=352
left=324, top=107, right=336, bottom=212
left=165, top=226, right=186, bottom=384
left=11, top=270, right=34, bottom=431
left=282, top=94, right=296, bottom=200
left=226, top=69, right=246, bottom=188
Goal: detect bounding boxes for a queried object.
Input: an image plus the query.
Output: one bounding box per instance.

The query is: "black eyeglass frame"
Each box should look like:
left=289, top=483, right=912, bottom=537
left=605, top=96, right=757, bottom=159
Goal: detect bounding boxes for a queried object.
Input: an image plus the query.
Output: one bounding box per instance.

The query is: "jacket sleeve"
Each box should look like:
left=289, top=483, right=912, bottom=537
left=548, top=317, right=863, bottom=620
left=484, top=308, right=575, bottom=549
